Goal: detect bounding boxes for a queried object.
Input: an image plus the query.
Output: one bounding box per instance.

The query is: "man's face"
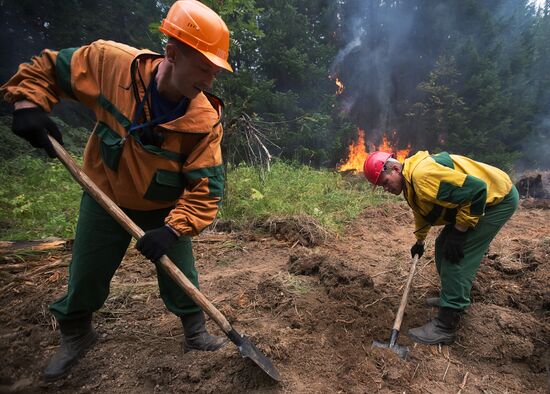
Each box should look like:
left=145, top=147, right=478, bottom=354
left=377, top=166, right=403, bottom=195
left=171, top=45, right=222, bottom=99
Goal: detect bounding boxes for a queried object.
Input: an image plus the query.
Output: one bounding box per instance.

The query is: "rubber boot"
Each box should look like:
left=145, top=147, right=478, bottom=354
left=180, top=311, right=227, bottom=353
left=43, top=315, right=98, bottom=382
left=425, top=297, right=440, bottom=307
left=408, top=307, right=461, bottom=345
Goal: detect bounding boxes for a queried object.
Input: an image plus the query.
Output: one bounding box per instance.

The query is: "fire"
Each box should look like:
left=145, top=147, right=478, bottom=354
left=337, top=128, right=411, bottom=172
left=338, top=129, right=368, bottom=172
left=335, top=77, right=345, bottom=95
left=329, top=75, right=345, bottom=95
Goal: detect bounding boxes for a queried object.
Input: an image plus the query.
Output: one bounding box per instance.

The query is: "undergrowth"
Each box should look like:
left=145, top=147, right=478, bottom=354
left=0, top=157, right=395, bottom=240
left=219, top=161, right=395, bottom=233
left=0, top=155, right=82, bottom=239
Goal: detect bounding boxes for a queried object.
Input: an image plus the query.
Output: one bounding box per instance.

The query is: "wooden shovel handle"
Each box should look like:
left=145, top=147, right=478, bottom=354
left=49, top=136, right=233, bottom=334
left=392, top=254, right=419, bottom=331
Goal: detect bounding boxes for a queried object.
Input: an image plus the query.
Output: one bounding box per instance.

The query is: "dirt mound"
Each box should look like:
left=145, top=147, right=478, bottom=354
left=461, top=304, right=546, bottom=366
left=259, top=215, right=330, bottom=246
left=474, top=237, right=550, bottom=316
left=288, top=251, right=375, bottom=303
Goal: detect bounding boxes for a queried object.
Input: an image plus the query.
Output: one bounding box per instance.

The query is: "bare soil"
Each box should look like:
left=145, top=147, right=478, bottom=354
left=1, top=201, right=549, bottom=393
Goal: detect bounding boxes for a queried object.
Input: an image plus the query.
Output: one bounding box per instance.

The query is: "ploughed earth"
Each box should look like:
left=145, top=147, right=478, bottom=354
left=0, top=200, right=549, bottom=393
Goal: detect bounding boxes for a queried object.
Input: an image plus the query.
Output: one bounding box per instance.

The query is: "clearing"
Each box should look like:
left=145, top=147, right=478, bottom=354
left=0, top=200, right=549, bottom=393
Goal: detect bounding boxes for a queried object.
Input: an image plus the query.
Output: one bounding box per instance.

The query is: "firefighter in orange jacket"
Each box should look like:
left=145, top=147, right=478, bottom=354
left=1, top=0, right=232, bottom=382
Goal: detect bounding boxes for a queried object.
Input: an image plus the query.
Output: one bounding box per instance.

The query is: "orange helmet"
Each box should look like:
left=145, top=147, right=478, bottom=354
left=363, top=151, right=394, bottom=186
left=159, top=0, right=233, bottom=72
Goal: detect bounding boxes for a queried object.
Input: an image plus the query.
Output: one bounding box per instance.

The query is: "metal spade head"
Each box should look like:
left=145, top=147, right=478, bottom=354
left=372, top=339, right=410, bottom=359
left=227, top=329, right=281, bottom=381
left=372, top=329, right=410, bottom=359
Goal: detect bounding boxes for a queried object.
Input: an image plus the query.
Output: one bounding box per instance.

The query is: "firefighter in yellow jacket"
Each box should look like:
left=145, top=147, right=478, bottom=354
left=363, top=151, right=519, bottom=345
left=1, top=1, right=232, bottom=381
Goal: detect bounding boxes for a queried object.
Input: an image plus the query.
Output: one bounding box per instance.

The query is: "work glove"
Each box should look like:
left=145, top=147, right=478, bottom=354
left=136, top=226, right=178, bottom=262
left=410, top=242, right=424, bottom=258
left=12, top=107, right=63, bottom=158
left=443, top=227, right=468, bottom=264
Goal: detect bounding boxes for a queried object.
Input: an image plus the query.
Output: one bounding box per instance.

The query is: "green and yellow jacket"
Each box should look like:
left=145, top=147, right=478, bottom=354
left=1, top=40, right=225, bottom=236
left=402, top=151, right=513, bottom=241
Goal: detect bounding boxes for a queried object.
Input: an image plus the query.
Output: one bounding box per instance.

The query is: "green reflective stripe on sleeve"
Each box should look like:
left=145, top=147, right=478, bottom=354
left=437, top=176, right=487, bottom=215
left=97, top=95, right=132, bottom=130
left=185, top=165, right=225, bottom=200
left=55, top=47, right=78, bottom=99
left=463, top=175, right=487, bottom=215
left=431, top=152, right=454, bottom=169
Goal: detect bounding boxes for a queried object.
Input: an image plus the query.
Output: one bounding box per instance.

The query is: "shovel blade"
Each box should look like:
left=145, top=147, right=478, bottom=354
left=372, top=339, right=410, bottom=359
left=227, top=329, right=281, bottom=381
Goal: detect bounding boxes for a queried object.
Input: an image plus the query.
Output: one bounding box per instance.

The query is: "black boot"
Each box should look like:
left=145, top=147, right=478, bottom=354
left=408, top=307, right=462, bottom=345
left=43, top=315, right=98, bottom=382
left=425, top=297, right=440, bottom=307
left=180, top=311, right=227, bottom=353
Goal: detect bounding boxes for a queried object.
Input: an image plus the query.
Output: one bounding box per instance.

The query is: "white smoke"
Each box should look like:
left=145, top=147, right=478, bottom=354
left=331, top=19, right=363, bottom=73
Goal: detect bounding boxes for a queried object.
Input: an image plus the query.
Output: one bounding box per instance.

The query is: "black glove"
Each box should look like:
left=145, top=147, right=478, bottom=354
left=12, top=107, right=63, bottom=158
left=136, top=226, right=178, bottom=262
left=443, top=227, right=468, bottom=264
left=410, top=242, right=424, bottom=258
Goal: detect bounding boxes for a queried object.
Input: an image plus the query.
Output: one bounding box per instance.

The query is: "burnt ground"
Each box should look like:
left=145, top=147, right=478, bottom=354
left=0, top=201, right=549, bottom=393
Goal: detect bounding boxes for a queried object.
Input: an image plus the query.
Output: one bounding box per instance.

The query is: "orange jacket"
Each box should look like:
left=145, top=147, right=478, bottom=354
left=1, top=40, right=224, bottom=236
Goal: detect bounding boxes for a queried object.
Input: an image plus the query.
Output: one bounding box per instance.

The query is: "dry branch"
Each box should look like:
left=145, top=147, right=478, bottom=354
left=0, top=238, right=71, bottom=257
left=456, top=371, right=470, bottom=394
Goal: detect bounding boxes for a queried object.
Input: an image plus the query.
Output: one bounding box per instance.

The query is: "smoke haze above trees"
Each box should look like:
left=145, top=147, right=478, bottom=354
left=0, top=0, right=549, bottom=171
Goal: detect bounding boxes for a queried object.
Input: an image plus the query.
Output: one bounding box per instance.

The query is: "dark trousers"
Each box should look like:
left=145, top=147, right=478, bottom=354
left=50, top=193, right=201, bottom=321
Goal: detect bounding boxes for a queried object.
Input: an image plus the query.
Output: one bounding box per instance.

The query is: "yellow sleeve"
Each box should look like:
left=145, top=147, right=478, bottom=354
left=413, top=211, right=431, bottom=241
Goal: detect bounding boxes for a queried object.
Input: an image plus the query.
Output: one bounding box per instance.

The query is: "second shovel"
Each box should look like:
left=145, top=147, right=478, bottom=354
left=372, top=254, right=419, bottom=359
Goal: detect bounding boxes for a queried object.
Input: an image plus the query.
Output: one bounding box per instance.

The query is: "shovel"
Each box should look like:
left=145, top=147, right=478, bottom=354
left=372, top=253, right=419, bottom=359
left=48, top=136, right=281, bottom=382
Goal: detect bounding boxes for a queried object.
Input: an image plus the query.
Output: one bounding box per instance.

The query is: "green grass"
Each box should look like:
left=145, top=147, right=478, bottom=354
left=0, top=157, right=395, bottom=240
left=219, top=161, right=395, bottom=233
left=0, top=155, right=82, bottom=239
left=278, top=272, right=312, bottom=295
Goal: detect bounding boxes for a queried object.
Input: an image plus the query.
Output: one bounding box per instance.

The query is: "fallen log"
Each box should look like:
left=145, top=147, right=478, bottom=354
left=0, top=238, right=72, bottom=257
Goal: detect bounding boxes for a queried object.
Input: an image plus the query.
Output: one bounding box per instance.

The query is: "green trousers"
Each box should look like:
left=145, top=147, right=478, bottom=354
left=50, top=193, right=201, bottom=321
left=436, top=186, right=519, bottom=310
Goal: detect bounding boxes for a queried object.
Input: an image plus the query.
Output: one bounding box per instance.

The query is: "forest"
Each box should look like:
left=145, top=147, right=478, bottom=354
left=1, top=0, right=549, bottom=172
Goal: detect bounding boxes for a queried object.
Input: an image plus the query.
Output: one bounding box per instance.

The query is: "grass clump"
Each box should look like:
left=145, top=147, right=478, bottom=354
left=219, top=161, right=395, bottom=233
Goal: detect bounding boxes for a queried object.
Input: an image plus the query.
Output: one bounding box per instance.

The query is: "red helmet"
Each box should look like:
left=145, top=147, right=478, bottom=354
left=363, top=151, right=394, bottom=186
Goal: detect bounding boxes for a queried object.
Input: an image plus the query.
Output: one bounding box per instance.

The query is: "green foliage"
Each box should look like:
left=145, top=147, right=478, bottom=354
left=0, top=115, right=89, bottom=160
left=0, top=157, right=391, bottom=240
left=0, top=155, right=81, bottom=240
left=406, top=0, right=543, bottom=170
left=219, top=161, right=394, bottom=233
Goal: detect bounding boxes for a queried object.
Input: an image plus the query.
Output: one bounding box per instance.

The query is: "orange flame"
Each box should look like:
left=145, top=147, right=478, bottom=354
left=337, top=128, right=411, bottom=172
left=329, top=75, right=345, bottom=95
left=338, top=129, right=369, bottom=172
left=335, top=77, right=345, bottom=95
